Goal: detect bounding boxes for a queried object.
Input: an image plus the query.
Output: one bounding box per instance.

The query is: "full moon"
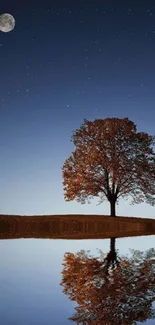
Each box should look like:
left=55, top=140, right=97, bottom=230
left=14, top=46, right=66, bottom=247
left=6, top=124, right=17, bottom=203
left=0, top=13, right=15, bottom=33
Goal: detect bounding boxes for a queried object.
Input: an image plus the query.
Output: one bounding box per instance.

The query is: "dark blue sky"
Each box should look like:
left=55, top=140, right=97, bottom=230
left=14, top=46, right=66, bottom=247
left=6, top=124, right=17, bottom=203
left=0, top=0, right=155, bottom=216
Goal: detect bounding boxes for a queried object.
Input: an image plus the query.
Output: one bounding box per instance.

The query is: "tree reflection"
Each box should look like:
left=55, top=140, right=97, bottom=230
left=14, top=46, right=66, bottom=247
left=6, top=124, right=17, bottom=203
left=60, top=239, right=155, bottom=324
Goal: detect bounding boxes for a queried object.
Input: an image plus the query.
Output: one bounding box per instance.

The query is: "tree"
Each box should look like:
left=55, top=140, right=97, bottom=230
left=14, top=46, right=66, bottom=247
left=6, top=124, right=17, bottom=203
left=60, top=246, right=155, bottom=324
left=62, top=117, right=155, bottom=216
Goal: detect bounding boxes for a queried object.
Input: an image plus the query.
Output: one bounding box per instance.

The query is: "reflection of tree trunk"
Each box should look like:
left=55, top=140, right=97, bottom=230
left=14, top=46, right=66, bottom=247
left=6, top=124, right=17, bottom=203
left=104, top=238, right=119, bottom=275
left=110, top=237, right=116, bottom=254
left=106, top=238, right=116, bottom=266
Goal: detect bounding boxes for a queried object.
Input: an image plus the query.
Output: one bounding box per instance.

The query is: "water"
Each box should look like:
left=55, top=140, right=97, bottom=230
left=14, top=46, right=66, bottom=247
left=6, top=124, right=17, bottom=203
left=0, top=234, right=155, bottom=324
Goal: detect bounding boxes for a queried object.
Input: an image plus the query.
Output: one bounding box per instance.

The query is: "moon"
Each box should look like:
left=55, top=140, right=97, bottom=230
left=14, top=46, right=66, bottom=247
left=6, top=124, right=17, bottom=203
left=0, top=13, right=15, bottom=33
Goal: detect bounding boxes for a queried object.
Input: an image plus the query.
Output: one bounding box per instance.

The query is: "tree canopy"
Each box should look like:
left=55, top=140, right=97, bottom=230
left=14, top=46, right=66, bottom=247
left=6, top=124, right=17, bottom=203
left=62, top=117, right=155, bottom=215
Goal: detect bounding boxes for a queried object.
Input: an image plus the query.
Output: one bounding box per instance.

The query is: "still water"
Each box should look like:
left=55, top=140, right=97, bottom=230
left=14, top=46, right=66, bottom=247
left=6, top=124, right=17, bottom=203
left=0, top=234, right=155, bottom=325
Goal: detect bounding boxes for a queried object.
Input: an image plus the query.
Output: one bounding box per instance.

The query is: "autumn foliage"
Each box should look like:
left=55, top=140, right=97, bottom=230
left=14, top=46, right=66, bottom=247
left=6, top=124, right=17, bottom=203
left=60, top=244, right=155, bottom=324
left=62, top=117, right=155, bottom=215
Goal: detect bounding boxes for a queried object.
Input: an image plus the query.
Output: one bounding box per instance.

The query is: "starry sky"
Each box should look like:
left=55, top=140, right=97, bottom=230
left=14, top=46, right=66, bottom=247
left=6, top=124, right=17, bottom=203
left=0, top=0, right=155, bottom=217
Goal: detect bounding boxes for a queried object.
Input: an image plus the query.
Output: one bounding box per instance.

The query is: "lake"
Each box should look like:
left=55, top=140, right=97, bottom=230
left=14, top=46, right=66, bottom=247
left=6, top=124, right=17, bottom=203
left=0, top=224, right=155, bottom=325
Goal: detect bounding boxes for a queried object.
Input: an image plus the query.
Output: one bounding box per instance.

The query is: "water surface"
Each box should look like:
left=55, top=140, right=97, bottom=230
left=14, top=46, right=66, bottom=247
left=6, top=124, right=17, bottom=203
left=0, top=234, right=155, bottom=324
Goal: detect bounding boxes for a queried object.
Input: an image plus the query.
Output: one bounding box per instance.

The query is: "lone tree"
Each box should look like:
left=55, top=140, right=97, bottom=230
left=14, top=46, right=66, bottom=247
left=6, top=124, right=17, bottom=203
left=62, top=117, right=155, bottom=216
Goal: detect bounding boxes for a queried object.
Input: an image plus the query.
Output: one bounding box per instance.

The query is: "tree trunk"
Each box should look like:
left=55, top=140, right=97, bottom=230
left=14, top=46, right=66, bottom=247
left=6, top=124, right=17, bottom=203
left=110, top=199, right=116, bottom=216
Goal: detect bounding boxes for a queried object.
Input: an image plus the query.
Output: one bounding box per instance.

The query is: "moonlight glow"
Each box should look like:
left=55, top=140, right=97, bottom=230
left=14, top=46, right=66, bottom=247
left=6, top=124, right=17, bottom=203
left=0, top=13, right=15, bottom=33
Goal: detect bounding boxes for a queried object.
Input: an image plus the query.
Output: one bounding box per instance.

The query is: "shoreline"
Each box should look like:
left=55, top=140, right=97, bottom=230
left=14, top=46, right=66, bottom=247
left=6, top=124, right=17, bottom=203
left=0, top=214, right=155, bottom=240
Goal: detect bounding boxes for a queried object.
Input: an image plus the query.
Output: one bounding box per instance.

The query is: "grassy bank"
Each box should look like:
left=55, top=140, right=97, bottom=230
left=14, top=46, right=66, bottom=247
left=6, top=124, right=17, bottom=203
left=0, top=214, right=155, bottom=240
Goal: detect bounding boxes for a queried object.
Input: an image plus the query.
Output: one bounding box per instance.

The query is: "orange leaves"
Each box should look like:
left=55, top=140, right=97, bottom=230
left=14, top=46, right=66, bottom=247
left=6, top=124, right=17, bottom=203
left=62, top=117, right=155, bottom=209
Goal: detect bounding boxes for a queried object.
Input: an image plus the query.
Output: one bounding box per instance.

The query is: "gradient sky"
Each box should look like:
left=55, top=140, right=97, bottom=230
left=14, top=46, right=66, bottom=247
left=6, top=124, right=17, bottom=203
left=0, top=0, right=155, bottom=216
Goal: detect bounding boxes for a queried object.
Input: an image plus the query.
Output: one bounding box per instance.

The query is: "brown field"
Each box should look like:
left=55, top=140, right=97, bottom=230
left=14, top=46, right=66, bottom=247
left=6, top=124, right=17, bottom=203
left=0, top=214, right=155, bottom=240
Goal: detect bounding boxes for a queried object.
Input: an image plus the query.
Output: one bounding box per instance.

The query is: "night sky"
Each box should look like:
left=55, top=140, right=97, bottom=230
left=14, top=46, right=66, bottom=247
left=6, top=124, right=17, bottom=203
left=0, top=0, right=155, bottom=217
